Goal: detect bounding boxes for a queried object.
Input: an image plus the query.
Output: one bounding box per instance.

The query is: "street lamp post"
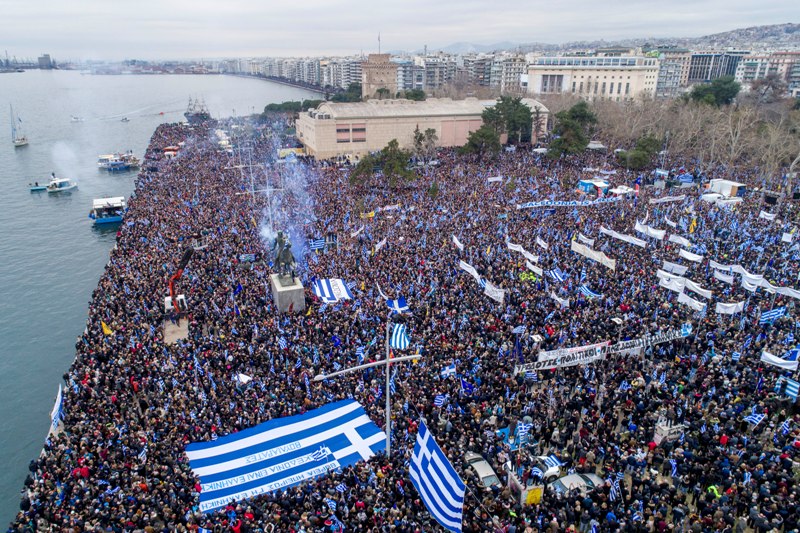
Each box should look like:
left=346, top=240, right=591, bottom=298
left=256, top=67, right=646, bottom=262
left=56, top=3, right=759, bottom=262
left=313, top=339, right=420, bottom=459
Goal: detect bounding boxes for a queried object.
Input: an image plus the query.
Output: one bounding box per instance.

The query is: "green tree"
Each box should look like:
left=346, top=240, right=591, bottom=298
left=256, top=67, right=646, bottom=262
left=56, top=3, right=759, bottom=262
left=428, top=181, right=439, bottom=199
left=331, top=83, right=363, bottom=102
left=402, top=89, right=426, bottom=101
left=460, top=125, right=501, bottom=159
left=481, top=96, right=533, bottom=144
left=481, top=106, right=505, bottom=135
left=635, top=134, right=662, bottom=155
left=375, top=87, right=391, bottom=100
left=547, top=101, right=597, bottom=158
left=349, top=139, right=415, bottom=188
left=689, top=76, right=741, bottom=106
left=616, top=149, right=651, bottom=170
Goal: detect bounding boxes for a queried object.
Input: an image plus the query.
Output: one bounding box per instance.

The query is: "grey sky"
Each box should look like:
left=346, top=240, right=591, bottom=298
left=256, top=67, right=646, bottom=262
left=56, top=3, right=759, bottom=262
left=2, top=0, right=795, bottom=60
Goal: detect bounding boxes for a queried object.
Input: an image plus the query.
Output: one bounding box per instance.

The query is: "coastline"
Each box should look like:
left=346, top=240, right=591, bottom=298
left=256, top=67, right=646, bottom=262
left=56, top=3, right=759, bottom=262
left=222, top=73, right=325, bottom=96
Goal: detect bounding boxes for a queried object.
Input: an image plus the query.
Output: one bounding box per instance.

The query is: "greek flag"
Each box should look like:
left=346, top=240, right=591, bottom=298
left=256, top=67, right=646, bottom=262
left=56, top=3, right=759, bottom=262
left=760, top=307, right=786, bottom=324
left=619, top=381, right=632, bottom=391
left=609, top=477, right=621, bottom=501
left=743, top=471, right=752, bottom=485
left=335, top=483, right=347, bottom=493
left=743, top=335, right=753, bottom=349
left=390, top=323, right=410, bottom=350
left=278, top=337, right=288, bottom=350
left=355, top=346, right=365, bottom=363
left=441, top=363, right=456, bottom=378
left=517, top=422, right=532, bottom=437
left=409, top=421, right=465, bottom=532
left=744, top=413, right=766, bottom=426
left=542, top=455, right=562, bottom=469
left=579, top=285, right=602, bottom=298
left=512, top=325, right=527, bottom=335
left=387, top=297, right=410, bottom=314
left=309, top=238, right=326, bottom=250
left=138, top=445, right=148, bottom=462
left=324, top=497, right=337, bottom=511
left=669, top=459, right=678, bottom=477
left=434, top=394, right=447, bottom=407
left=782, top=419, right=792, bottom=435
left=313, top=278, right=354, bottom=304
left=775, top=377, right=800, bottom=400
left=547, top=268, right=567, bottom=283
left=50, top=384, right=64, bottom=431
left=185, top=400, right=386, bottom=513
left=732, top=351, right=741, bottom=362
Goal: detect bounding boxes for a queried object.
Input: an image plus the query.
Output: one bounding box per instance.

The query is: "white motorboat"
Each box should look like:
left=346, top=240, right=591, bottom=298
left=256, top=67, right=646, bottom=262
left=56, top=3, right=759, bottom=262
left=46, top=177, right=78, bottom=193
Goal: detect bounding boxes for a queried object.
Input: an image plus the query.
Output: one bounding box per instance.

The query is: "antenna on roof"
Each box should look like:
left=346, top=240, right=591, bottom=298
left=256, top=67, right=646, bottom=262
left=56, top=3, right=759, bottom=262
left=378, top=32, right=381, bottom=54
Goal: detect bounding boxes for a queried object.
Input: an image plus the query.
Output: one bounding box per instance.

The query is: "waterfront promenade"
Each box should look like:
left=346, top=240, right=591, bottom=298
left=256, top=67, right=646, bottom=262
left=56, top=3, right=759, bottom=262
left=11, top=118, right=800, bottom=532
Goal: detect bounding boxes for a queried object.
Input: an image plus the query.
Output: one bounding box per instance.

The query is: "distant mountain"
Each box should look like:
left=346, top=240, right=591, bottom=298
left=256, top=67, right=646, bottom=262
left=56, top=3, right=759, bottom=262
left=433, top=23, right=800, bottom=54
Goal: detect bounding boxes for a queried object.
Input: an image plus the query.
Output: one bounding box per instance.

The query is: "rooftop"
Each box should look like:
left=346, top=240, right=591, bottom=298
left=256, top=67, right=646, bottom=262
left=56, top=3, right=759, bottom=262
left=308, top=97, right=548, bottom=120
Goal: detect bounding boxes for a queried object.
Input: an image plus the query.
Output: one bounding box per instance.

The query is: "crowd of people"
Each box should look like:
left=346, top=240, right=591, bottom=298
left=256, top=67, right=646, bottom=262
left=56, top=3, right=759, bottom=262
left=10, top=117, right=800, bottom=533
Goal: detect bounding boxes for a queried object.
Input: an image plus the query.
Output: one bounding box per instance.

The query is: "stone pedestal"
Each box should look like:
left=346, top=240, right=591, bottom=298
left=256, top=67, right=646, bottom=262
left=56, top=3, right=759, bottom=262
left=270, top=274, right=306, bottom=313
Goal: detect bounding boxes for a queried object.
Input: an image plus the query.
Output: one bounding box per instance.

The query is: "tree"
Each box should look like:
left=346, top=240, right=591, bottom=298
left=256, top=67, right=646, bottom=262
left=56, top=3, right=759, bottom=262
left=349, top=139, right=415, bottom=188
left=547, top=101, right=597, bottom=158
left=481, top=96, right=533, bottom=144
left=616, top=149, right=651, bottom=170
left=635, top=134, right=662, bottom=156
left=460, top=125, right=501, bottom=159
left=689, top=76, right=741, bottom=106
left=750, top=73, right=788, bottom=104
left=331, top=83, right=363, bottom=102
left=481, top=106, right=504, bottom=135
left=402, top=89, right=426, bottom=101
left=375, top=87, right=390, bottom=100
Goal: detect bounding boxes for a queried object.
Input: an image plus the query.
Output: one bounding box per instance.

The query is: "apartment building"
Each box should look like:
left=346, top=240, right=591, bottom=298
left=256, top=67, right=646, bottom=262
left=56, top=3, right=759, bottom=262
left=527, top=54, right=660, bottom=101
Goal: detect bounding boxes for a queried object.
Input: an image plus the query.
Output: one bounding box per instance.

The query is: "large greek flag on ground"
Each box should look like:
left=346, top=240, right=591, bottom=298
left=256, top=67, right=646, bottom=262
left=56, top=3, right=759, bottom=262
left=185, top=400, right=386, bottom=512
left=313, top=278, right=354, bottom=304
left=410, top=421, right=465, bottom=532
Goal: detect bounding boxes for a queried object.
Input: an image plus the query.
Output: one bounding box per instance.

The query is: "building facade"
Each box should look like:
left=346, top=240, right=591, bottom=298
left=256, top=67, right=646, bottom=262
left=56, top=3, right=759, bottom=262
left=654, top=49, right=691, bottom=98
left=527, top=55, right=659, bottom=101
left=361, top=54, right=398, bottom=99
left=687, top=51, right=749, bottom=83
left=296, top=97, right=548, bottom=160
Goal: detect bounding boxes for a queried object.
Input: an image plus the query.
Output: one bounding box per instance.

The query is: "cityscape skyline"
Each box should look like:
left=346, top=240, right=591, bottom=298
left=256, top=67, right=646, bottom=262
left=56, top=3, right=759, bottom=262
left=3, top=0, right=797, bottom=61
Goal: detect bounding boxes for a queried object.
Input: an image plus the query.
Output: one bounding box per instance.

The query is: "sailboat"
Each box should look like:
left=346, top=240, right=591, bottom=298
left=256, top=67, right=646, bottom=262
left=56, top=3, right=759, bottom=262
left=10, top=105, right=28, bottom=147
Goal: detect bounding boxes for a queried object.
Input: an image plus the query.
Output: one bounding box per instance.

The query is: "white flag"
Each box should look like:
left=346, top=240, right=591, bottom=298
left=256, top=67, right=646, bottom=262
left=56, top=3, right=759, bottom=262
left=452, top=235, right=464, bottom=251
left=536, top=236, right=549, bottom=250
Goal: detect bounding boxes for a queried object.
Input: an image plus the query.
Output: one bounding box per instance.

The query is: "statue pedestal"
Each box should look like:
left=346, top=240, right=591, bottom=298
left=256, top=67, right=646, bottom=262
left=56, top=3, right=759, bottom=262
left=269, top=274, right=306, bottom=313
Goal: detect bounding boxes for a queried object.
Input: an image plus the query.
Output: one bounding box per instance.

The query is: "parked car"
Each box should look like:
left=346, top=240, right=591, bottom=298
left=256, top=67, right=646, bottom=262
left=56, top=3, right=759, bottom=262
left=531, top=455, right=563, bottom=483
left=548, top=473, right=605, bottom=495
left=464, top=452, right=501, bottom=489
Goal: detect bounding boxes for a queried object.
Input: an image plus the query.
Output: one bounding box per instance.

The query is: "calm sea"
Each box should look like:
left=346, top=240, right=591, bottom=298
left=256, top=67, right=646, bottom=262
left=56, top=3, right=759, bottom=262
left=0, top=70, right=318, bottom=523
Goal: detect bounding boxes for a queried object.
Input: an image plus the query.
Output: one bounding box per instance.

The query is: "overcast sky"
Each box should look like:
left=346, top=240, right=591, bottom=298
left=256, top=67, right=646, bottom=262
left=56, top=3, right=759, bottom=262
left=2, top=0, right=795, bottom=61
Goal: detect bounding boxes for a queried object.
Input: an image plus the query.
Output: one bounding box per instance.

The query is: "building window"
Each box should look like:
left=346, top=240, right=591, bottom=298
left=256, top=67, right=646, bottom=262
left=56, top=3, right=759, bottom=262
left=625, top=82, right=630, bottom=95
left=579, top=82, right=584, bottom=93
left=336, top=138, right=350, bottom=143
left=601, top=82, right=606, bottom=94
left=572, top=81, right=576, bottom=93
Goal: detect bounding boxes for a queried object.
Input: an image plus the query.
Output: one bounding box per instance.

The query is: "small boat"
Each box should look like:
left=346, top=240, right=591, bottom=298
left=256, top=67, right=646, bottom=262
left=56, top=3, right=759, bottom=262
left=89, top=196, right=126, bottom=225
left=10, top=104, right=28, bottom=147
left=47, top=177, right=78, bottom=193
left=29, top=182, right=47, bottom=192
left=70, top=115, right=84, bottom=123
left=120, top=117, right=130, bottom=122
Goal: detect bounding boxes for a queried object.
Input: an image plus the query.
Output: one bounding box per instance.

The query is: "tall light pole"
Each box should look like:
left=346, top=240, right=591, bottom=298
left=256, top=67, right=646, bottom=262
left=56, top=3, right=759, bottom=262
left=314, top=322, right=419, bottom=459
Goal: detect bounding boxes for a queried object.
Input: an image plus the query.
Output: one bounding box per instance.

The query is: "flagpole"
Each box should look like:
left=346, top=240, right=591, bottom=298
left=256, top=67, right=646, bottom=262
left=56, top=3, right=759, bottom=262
left=386, top=316, right=392, bottom=458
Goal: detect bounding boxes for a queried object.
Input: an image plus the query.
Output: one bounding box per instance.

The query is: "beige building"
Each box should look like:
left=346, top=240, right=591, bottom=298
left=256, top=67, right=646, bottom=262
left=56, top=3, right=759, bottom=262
left=295, top=97, right=549, bottom=160
left=527, top=55, right=660, bottom=101
left=361, top=54, right=398, bottom=99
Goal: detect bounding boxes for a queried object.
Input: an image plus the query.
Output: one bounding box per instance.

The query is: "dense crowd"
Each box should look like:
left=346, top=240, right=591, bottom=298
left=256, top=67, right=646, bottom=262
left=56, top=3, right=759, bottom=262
left=10, top=118, right=800, bottom=533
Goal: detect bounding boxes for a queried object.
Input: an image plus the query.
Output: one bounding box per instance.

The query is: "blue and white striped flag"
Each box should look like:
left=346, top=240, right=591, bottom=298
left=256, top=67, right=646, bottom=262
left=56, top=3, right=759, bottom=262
left=50, top=384, right=64, bottom=431
left=313, top=278, right=354, bottom=304
left=309, top=238, right=326, bottom=250
left=743, top=335, right=753, bottom=350
left=390, top=323, right=410, bottom=350
left=335, top=482, right=347, bottom=493
left=732, top=351, right=741, bottom=362
left=185, top=400, right=386, bottom=512
left=579, top=285, right=602, bottom=299
left=278, top=337, right=288, bottom=350
left=512, top=325, right=527, bottom=335
left=441, top=363, right=456, bottom=378
left=434, top=394, right=447, bottom=407
left=760, top=307, right=786, bottom=324
left=138, top=444, right=148, bottom=462
left=387, top=297, right=410, bottom=314
left=619, top=380, right=632, bottom=391
left=355, top=346, right=365, bottom=363
left=547, top=268, right=567, bottom=283
left=782, top=419, right=791, bottom=435
left=530, top=466, right=544, bottom=479
left=542, top=455, right=562, bottom=469
left=669, top=459, right=678, bottom=477
left=409, top=421, right=465, bottom=532
left=744, top=413, right=766, bottom=426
